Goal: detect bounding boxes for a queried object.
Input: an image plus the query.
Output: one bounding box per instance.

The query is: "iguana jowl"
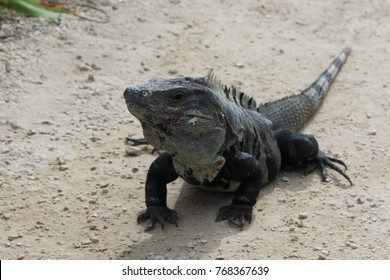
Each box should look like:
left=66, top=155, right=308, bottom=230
left=124, top=48, right=352, bottom=230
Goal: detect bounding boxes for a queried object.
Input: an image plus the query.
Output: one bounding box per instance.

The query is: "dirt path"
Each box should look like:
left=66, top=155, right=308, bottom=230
left=0, top=0, right=389, bottom=260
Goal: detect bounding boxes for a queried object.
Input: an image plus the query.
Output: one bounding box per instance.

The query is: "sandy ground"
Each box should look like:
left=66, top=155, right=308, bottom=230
left=0, top=0, right=389, bottom=260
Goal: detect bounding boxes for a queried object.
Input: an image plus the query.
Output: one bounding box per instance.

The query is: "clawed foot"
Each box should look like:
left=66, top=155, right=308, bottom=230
left=215, top=204, right=252, bottom=230
left=306, top=150, right=352, bottom=185
left=137, top=206, right=177, bottom=231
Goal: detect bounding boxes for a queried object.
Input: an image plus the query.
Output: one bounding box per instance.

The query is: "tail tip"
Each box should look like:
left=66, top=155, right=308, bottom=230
left=342, top=47, right=352, bottom=56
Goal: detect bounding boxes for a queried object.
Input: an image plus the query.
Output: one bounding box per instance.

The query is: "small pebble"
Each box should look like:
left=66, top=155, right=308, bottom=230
left=346, top=241, right=358, bottom=249
left=318, top=253, right=326, bottom=260
left=318, top=250, right=329, bottom=260
left=90, top=63, right=101, bottom=70
left=59, top=165, right=68, bottom=171
left=77, top=64, right=92, bottom=71
left=234, top=62, right=244, bottom=68
left=298, top=213, right=308, bottom=219
left=125, top=146, right=142, bottom=156
left=87, top=74, right=95, bottom=82
left=97, top=246, right=107, bottom=252
left=90, top=212, right=98, bottom=218
left=3, top=213, right=11, bottom=220
left=56, top=156, right=66, bottom=165
left=26, top=129, right=37, bottom=136
left=281, top=177, right=290, bottom=183
left=10, top=121, right=21, bottom=129
left=17, top=254, right=25, bottom=260
left=8, top=235, right=17, bottom=241
left=99, top=183, right=109, bottom=188
left=168, top=69, right=178, bottom=75
left=81, top=239, right=92, bottom=245
left=349, top=243, right=358, bottom=249
left=76, top=194, right=86, bottom=202
left=90, top=235, right=99, bottom=243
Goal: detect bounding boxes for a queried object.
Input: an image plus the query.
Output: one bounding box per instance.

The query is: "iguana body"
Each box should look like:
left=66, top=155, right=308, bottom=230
left=124, top=48, right=352, bottom=230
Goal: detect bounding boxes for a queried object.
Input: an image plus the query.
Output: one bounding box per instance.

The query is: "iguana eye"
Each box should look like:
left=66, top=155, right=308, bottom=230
left=174, top=93, right=184, bottom=100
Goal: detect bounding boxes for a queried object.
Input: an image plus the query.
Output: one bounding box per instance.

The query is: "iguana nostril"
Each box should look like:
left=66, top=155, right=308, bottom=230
left=123, top=87, right=133, bottom=100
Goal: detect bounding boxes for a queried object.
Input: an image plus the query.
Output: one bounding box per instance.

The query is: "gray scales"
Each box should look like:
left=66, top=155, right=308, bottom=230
left=124, top=48, right=352, bottom=230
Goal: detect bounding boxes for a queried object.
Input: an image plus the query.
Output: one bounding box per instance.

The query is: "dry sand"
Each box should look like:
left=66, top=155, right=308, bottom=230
left=0, top=0, right=389, bottom=259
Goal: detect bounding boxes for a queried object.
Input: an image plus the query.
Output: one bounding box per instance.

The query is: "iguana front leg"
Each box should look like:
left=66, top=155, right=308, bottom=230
left=275, top=129, right=352, bottom=185
left=215, top=152, right=263, bottom=229
left=137, top=152, right=178, bottom=230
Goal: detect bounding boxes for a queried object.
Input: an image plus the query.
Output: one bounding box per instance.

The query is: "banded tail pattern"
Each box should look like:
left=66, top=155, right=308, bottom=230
left=257, top=48, right=351, bottom=131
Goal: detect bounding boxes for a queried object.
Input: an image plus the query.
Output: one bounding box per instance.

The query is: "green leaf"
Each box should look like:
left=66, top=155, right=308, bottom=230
left=0, top=0, right=77, bottom=19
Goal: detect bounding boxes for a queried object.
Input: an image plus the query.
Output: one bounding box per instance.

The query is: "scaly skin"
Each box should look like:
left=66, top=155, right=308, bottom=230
left=124, top=48, right=352, bottom=230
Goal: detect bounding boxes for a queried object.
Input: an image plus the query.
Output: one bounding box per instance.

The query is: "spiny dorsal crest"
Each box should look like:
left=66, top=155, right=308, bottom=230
left=205, top=69, right=257, bottom=110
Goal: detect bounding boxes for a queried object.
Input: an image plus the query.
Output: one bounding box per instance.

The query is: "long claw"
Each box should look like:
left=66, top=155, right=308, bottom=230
left=323, top=159, right=353, bottom=185
left=327, top=156, right=348, bottom=170
left=145, top=219, right=158, bottom=231
left=245, top=211, right=252, bottom=224
left=316, top=151, right=353, bottom=185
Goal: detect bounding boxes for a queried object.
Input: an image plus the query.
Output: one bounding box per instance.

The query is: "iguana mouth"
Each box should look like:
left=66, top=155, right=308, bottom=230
left=183, top=110, right=214, bottom=121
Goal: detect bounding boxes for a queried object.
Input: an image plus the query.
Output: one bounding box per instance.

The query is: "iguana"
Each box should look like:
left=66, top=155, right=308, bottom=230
left=124, top=48, right=352, bottom=230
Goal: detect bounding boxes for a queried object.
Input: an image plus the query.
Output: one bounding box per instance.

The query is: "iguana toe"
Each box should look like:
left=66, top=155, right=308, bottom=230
left=137, top=206, right=177, bottom=231
left=216, top=204, right=252, bottom=230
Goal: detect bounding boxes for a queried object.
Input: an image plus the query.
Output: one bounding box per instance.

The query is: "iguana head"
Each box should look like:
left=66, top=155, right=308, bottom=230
left=124, top=76, right=224, bottom=136
left=124, top=75, right=231, bottom=183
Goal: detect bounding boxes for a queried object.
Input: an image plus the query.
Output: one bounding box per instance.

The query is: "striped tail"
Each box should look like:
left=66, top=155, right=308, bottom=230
left=257, top=47, right=351, bottom=131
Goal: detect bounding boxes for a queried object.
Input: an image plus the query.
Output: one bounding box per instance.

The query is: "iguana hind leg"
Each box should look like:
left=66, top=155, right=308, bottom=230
left=274, top=129, right=352, bottom=185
